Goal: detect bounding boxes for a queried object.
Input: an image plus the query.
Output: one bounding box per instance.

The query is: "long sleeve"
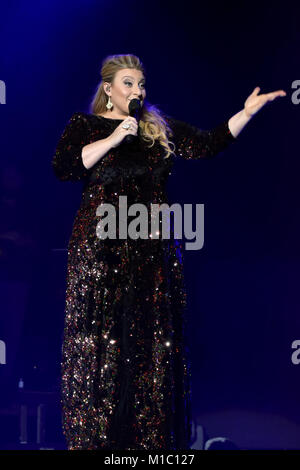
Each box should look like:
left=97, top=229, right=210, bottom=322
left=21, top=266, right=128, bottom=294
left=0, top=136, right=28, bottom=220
left=164, top=114, right=237, bottom=160
left=52, top=112, right=91, bottom=182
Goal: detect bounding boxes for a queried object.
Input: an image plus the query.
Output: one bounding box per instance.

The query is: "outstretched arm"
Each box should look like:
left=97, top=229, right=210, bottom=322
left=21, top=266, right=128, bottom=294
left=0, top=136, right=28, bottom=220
left=228, top=87, right=286, bottom=137
left=165, top=115, right=237, bottom=160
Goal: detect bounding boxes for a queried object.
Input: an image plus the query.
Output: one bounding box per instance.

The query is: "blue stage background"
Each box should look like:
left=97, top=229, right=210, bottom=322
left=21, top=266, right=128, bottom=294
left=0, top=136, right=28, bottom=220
left=0, top=0, right=299, bottom=449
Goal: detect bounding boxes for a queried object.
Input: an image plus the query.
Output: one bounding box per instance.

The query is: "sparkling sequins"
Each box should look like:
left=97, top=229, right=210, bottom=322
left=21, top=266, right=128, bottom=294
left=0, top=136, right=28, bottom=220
left=52, top=111, right=236, bottom=450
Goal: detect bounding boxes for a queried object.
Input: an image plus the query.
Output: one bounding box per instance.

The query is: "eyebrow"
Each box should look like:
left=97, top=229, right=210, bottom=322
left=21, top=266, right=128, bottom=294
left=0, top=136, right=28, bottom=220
left=122, top=75, right=146, bottom=82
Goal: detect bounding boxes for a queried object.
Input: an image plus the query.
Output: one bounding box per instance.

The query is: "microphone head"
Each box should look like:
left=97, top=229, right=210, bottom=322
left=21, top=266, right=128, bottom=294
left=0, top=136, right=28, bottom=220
left=128, top=98, right=141, bottom=116
left=124, top=98, right=142, bottom=144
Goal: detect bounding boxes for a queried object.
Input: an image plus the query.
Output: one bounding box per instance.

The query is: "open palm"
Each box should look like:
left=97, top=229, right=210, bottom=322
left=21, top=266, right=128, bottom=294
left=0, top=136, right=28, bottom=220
left=244, top=87, right=286, bottom=118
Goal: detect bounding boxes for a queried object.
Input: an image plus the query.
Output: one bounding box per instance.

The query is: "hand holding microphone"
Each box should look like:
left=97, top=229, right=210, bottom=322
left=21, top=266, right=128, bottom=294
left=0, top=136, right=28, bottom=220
left=106, top=98, right=142, bottom=148
left=123, top=98, right=142, bottom=144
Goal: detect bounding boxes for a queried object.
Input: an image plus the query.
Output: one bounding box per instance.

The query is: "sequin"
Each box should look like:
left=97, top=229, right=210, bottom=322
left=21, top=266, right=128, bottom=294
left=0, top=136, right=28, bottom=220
left=52, top=111, right=236, bottom=450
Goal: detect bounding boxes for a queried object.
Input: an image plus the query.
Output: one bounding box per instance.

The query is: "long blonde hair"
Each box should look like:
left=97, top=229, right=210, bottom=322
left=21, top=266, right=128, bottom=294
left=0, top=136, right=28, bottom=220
left=89, top=54, right=176, bottom=159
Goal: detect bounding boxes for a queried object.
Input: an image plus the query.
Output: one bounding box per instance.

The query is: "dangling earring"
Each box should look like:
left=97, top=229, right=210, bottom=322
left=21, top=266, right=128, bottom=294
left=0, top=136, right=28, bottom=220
left=106, top=95, right=113, bottom=110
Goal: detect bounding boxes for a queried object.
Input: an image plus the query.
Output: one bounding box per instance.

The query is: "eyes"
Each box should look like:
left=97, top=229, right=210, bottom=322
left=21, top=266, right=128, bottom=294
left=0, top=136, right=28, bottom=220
left=124, top=81, right=145, bottom=89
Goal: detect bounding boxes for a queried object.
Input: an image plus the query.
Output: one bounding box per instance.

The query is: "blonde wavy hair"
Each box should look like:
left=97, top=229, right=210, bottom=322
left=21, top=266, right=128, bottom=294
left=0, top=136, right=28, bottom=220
left=89, top=54, right=176, bottom=159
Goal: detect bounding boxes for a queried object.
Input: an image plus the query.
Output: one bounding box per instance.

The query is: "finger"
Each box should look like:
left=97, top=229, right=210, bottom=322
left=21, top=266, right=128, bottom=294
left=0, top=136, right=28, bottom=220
left=271, top=89, right=286, bottom=95
left=252, top=86, right=260, bottom=95
left=124, top=121, right=137, bottom=129
left=273, top=90, right=287, bottom=96
left=127, top=123, right=137, bottom=132
left=268, top=91, right=284, bottom=101
left=267, top=90, right=287, bottom=100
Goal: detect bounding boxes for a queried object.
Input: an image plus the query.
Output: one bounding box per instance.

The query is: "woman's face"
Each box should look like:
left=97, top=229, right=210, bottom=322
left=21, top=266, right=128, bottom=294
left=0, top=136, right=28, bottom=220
left=105, top=68, right=146, bottom=116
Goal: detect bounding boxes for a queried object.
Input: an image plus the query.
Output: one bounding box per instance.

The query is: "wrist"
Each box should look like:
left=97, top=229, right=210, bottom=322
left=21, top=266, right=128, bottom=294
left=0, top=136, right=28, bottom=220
left=243, top=107, right=253, bottom=120
left=106, top=135, right=116, bottom=149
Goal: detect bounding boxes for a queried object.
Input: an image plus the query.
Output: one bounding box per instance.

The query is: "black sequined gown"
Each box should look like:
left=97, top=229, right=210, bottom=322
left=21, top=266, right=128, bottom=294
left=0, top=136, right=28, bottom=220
left=52, top=111, right=236, bottom=450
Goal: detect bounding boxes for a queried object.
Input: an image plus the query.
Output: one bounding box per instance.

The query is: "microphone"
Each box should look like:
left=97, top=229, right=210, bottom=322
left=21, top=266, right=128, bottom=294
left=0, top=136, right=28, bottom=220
left=123, top=98, right=142, bottom=144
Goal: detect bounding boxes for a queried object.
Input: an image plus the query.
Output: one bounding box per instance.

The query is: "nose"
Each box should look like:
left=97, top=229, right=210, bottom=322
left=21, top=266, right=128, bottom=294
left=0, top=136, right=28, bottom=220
left=131, top=86, right=144, bottom=100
